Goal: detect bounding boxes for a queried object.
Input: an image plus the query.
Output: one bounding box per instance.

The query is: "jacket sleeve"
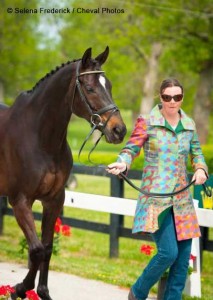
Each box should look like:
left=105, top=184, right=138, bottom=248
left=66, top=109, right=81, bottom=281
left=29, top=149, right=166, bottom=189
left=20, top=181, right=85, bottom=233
left=190, top=125, right=208, bottom=176
left=117, top=116, right=148, bottom=168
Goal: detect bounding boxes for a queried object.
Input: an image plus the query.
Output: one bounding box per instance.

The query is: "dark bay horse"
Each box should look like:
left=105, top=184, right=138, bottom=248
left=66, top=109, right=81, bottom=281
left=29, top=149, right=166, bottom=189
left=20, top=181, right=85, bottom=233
left=0, top=47, right=126, bottom=299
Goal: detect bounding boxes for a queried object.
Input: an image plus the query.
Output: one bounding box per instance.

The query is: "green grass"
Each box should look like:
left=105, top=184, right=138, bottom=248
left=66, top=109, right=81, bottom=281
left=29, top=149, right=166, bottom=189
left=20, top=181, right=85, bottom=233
left=0, top=174, right=213, bottom=299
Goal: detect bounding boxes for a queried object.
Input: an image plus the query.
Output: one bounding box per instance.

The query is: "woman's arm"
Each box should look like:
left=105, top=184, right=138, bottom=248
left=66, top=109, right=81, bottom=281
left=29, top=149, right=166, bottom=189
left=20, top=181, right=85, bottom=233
left=106, top=116, right=148, bottom=175
left=117, top=116, right=148, bottom=165
left=190, top=125, right=208, bottom=185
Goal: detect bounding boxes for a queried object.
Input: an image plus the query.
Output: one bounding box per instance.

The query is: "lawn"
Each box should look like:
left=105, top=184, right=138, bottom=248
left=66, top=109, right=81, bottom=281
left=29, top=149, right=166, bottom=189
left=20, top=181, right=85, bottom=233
left=0, top=174, right=212, bottom=300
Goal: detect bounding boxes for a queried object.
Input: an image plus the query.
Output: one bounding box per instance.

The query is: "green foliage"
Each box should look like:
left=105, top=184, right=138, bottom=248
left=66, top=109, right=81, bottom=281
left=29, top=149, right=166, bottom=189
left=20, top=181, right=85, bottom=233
left=0, top=0, right=37, bottom=94
left=18, top=236, right=28, bottom=256
left=0, top=0, right=62, bottom=99
left=201, top=145, right=213, bottom=174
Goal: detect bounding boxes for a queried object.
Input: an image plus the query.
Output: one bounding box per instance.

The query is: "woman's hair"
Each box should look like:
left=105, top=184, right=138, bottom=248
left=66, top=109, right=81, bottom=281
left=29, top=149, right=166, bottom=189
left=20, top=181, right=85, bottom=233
left=160, top=78, right=183, bottom=94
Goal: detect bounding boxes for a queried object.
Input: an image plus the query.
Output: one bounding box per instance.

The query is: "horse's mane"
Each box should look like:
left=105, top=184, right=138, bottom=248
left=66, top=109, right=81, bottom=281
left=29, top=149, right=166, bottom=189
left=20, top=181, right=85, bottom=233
left=27, top=58, right=81, bottom=93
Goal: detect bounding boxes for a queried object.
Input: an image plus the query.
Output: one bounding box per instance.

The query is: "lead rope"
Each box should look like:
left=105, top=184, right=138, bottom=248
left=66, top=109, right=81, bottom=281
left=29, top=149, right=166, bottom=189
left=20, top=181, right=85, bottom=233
left=79, top=162, right=211, bottom=198
left=118, top=172, right=212, bottom=198
left=78, top=154, right=212, bottom=198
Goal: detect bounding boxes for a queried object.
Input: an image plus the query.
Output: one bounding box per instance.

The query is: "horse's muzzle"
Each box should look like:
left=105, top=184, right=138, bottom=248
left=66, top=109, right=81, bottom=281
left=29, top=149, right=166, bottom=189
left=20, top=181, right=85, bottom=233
left=104, top=122, right=127, bottom=144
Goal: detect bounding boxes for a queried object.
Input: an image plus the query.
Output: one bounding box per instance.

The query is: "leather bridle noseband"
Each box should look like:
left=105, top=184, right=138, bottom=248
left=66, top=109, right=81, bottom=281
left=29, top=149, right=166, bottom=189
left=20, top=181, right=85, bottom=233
left=72, top=61, right=119, bottom=160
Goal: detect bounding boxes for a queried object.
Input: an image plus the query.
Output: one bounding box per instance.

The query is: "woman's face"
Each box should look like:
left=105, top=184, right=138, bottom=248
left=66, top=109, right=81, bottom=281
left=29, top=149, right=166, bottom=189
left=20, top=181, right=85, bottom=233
left=160, top=86, right=183, bottom=116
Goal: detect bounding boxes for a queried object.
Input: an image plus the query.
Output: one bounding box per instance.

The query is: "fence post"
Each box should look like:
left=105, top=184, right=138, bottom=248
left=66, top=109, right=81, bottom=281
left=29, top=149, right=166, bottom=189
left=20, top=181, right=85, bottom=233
left=0, top=196, right=7, bottom=235
left=109, top=175, right=124, bottom=258
left=193, top=175, right=213, bottom=270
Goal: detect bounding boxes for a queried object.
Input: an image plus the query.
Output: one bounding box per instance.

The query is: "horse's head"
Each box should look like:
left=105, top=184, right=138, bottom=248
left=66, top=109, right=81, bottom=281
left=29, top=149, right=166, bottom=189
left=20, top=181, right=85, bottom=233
left=71, top=47, right=126, bottom=144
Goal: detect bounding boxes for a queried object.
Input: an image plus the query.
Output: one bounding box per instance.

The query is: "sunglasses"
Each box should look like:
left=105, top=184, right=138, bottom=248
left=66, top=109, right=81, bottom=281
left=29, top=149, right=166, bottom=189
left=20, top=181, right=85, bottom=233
left=161, top=94, right=183, bottom=102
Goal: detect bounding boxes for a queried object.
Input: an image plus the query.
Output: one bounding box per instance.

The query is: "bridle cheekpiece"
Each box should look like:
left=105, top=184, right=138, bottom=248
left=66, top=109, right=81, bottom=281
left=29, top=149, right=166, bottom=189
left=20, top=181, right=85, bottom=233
left=74, top=61, right=119, bottom=161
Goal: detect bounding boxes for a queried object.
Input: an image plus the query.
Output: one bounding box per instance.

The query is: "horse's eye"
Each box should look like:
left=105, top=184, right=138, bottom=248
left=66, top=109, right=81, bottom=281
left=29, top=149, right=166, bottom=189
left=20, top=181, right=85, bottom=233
left=85, top=85, right=94, bottom=93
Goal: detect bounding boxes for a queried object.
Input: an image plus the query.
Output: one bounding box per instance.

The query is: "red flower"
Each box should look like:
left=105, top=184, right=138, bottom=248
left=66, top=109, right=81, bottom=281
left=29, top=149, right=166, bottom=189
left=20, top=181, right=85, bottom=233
left=140, top=244, right=155, bottom=256
left=54, top=217, right=71, bottom=236
left=0, top=286, right=40, bottom=299
left=61, top=224, right=71, bottom=236
left=26, top=289, right=40, bottom=300
left=54, top=218, right=62, bottom=233
left=55, top=217, right=62, bottom=226
left=54, top=223, right=61, bottom=234
left=0, top=285, right=15, bottom=295
left=190, top=254, right=196, bottom=261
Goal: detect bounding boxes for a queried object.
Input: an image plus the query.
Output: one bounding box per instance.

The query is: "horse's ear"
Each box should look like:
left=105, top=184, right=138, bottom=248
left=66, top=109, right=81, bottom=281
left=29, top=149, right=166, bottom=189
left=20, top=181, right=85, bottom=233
left=82, top=47, right=92, bottom=68
left=95, top=46, right=109, bottom=66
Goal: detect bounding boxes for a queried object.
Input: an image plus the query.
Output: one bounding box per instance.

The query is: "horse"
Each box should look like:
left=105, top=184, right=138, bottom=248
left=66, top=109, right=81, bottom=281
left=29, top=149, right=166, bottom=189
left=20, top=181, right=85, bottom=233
left=0, top=46, right=126, bottom=300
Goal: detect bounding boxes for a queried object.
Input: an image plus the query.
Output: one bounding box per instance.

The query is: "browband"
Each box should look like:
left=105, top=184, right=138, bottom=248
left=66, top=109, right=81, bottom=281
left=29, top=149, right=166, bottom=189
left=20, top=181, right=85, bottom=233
left=78, top=71, right=105, bottom=76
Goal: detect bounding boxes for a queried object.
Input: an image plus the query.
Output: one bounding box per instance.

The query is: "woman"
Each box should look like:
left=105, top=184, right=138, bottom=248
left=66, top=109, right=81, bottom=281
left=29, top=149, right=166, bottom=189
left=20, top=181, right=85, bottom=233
left=107, top=78, right=208, bottom=300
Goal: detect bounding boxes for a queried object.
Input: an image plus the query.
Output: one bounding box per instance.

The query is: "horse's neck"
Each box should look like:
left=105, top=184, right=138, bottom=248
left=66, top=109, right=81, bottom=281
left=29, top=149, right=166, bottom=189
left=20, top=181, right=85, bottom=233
left=38, top=67, right=75, bottom=150
left=14, top=64, right=75, bottom=151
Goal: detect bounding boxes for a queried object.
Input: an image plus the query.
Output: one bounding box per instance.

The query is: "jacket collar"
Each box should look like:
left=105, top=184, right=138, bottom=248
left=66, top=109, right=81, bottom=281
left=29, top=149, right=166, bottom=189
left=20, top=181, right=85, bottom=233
left=149, top=104, right=195, bottom=130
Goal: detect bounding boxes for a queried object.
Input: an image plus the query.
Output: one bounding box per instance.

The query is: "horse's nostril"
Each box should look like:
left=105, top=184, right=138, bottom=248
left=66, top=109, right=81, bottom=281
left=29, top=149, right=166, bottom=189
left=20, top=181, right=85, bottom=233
left=113, top=126, right=127, bottom=139
left=113, top=127, right=121, bottom=134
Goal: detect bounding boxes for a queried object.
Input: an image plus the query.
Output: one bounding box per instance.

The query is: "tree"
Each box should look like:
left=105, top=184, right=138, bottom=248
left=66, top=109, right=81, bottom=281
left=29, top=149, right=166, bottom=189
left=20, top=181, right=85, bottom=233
left=157, top=0, right=213, bottom=143
left=0, top=0, right=60, bottom=103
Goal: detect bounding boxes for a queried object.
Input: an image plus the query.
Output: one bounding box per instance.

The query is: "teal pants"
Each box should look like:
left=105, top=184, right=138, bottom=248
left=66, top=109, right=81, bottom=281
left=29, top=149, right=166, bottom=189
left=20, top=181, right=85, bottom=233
left=132, top=210, right=192, bottom=300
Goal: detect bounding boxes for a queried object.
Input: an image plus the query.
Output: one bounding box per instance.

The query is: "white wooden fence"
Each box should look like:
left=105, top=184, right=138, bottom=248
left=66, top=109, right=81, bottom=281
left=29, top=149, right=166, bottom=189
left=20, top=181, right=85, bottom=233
left=64, top=190, right=213, bottom=227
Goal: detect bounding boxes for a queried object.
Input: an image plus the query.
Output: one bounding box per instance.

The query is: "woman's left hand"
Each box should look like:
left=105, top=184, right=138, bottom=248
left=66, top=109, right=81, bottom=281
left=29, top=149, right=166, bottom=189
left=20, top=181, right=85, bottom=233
left=192, top=169, right=207, bottom=185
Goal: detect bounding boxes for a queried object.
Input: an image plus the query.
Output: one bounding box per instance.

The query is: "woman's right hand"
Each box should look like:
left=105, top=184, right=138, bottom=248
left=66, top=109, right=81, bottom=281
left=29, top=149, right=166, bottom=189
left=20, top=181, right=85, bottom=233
left=106, top=162, right=127, bottom=175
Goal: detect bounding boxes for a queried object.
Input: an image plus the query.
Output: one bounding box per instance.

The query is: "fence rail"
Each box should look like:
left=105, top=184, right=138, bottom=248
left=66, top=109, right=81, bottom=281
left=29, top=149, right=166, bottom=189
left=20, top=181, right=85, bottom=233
left=0, top=164, right=212, bottom=265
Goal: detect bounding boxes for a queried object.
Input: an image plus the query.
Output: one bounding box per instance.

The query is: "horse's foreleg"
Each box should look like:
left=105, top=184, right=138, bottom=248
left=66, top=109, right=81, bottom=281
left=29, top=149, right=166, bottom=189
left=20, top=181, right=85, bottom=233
left=37, top=190, right=65, bottom=300
left=10, top=195, right=44, bottom=299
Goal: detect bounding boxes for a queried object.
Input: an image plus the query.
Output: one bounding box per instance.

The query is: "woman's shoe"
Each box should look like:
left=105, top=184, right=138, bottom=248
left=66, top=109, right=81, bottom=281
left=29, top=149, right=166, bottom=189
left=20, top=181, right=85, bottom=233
left=128, top=288, right=138, bottom=300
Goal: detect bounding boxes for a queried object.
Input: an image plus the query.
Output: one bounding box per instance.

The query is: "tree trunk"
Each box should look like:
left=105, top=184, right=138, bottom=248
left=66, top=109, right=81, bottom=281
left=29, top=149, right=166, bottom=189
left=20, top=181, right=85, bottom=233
left=0, top=81, right=4, bottom=103
left=193, top=63, right=213, bottom=144
left=140, top=42, right=162, bottom=115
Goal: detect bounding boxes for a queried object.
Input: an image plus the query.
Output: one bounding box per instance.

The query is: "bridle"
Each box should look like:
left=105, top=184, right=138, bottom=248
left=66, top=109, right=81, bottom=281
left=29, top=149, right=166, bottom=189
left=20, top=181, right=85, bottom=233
left=71, top=61, right=119, bottom=161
